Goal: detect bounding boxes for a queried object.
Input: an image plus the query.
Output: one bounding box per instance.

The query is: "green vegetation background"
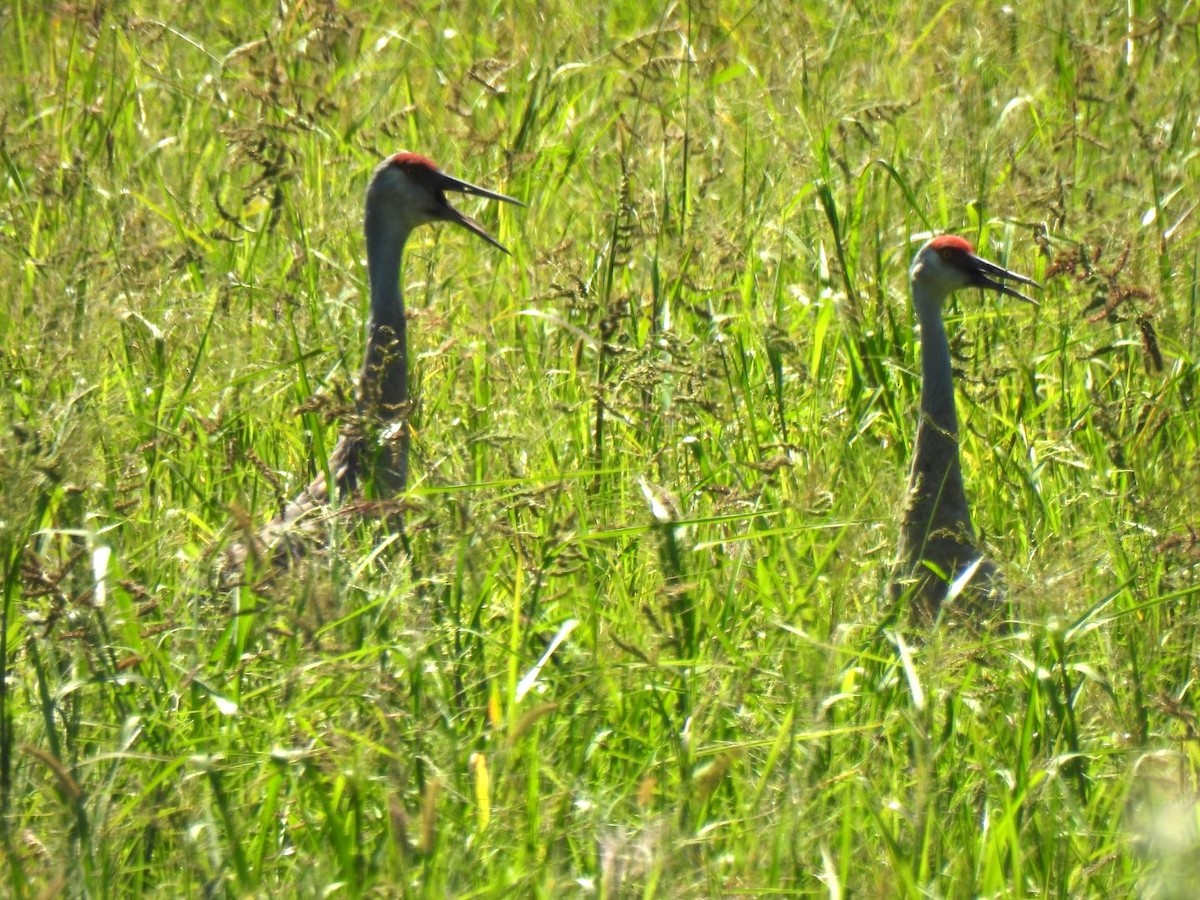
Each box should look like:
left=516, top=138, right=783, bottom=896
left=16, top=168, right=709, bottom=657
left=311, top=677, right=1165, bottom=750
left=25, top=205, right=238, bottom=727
left=2, top=1, right=1198, bottom=896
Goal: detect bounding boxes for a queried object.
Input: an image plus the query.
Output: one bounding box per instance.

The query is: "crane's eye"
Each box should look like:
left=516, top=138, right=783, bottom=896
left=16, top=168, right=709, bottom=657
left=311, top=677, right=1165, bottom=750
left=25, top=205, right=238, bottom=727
left=939, top=248, right=954, bottom=262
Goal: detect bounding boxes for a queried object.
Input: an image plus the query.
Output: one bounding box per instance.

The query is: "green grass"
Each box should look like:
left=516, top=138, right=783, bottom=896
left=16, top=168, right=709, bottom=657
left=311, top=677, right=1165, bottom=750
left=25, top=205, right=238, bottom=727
left=2, top=0, right=1199, bottom=895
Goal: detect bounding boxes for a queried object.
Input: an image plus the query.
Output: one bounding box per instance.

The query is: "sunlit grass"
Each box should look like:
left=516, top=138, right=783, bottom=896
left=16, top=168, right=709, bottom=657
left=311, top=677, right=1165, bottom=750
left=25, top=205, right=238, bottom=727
left=2, top=1, right=1199, bottom=896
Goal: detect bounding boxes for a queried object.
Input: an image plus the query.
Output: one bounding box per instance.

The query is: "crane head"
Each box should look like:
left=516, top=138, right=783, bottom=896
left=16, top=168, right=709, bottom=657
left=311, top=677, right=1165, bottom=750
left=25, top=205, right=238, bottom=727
left=370, top=152, right=524, bottom=253
left=911, top=235, right=1040, bottom=306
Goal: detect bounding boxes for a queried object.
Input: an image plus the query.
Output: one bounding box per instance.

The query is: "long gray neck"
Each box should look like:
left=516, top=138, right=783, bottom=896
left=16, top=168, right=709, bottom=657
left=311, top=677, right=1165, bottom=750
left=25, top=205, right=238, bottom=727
left=361, top=200, right=411, bottom=420
left=904, top=287, right=973, bottom=541
left=914, top=296, right=957, bottom=437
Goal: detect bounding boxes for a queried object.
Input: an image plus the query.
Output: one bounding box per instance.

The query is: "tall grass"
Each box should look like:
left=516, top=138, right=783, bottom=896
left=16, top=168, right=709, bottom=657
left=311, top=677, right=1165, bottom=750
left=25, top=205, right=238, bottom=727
left=2, top=1, right=1198, bottom=895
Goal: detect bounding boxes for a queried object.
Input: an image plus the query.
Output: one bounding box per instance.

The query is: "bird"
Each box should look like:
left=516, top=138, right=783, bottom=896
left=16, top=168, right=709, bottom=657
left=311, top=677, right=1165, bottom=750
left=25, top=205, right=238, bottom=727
left=891, top=234, right=1038, bottom=620
left=240, top=152, right=522, bottom=563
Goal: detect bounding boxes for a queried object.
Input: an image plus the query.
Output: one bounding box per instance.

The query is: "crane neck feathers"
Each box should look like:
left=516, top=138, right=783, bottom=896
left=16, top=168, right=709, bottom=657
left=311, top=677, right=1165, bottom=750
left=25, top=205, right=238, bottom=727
left=363, top=193, right=410, bottom=327
left=915, top=291, right=958, bottom=436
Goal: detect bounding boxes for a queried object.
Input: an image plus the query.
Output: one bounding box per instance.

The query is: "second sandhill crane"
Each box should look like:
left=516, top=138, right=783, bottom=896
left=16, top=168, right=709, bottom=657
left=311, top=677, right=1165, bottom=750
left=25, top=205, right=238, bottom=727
left=249, top=153, right=522, bottom=560
left=892, top=235, right=1038, bottom=619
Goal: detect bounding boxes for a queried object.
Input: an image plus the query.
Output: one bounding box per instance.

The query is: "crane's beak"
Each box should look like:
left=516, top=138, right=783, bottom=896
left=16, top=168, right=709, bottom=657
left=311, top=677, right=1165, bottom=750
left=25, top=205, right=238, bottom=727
left=968, top=253, right=1041, bottom=305
left=435, top=172, right=524, bottom=255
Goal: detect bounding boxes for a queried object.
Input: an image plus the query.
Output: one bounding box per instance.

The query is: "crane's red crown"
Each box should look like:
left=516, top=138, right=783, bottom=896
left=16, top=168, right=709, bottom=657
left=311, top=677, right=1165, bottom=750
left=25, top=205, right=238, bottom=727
left=928, top=235, right=975, bottom=256
left=389, top=151, right=440, bottom=171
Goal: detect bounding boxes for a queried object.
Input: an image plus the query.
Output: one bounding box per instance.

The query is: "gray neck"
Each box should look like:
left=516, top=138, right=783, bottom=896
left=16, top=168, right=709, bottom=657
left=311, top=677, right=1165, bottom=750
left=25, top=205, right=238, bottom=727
left=915, top=296, right=957, bottom=437
left=361, top=200, right=411, bottom=419
left=904, top=288, right=973, bottom=541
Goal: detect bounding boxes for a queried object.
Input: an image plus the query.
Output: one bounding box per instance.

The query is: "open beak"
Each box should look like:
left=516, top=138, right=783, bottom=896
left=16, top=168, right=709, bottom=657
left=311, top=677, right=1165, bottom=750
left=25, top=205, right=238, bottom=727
left=968, top=253, right=1041, bottom=305
left=435, top=172, right=524, bottom=255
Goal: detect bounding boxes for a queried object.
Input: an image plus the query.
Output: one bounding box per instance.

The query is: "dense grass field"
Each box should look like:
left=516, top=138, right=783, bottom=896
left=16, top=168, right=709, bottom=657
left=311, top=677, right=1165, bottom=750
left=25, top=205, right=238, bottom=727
left=3, top=1, right=1199, bottom=895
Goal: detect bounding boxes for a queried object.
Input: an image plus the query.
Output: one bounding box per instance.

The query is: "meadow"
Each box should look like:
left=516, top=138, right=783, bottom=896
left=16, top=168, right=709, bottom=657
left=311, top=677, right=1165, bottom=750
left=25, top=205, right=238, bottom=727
left=2, top=1, right=1199, bottom=895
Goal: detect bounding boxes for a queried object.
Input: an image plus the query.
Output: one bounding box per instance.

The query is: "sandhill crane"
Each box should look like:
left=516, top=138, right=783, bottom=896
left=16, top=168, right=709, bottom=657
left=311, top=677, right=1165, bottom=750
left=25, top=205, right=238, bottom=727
left=892, top=234, right=1038, bottom=619
left=242, top=152, right=521, bottom=562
